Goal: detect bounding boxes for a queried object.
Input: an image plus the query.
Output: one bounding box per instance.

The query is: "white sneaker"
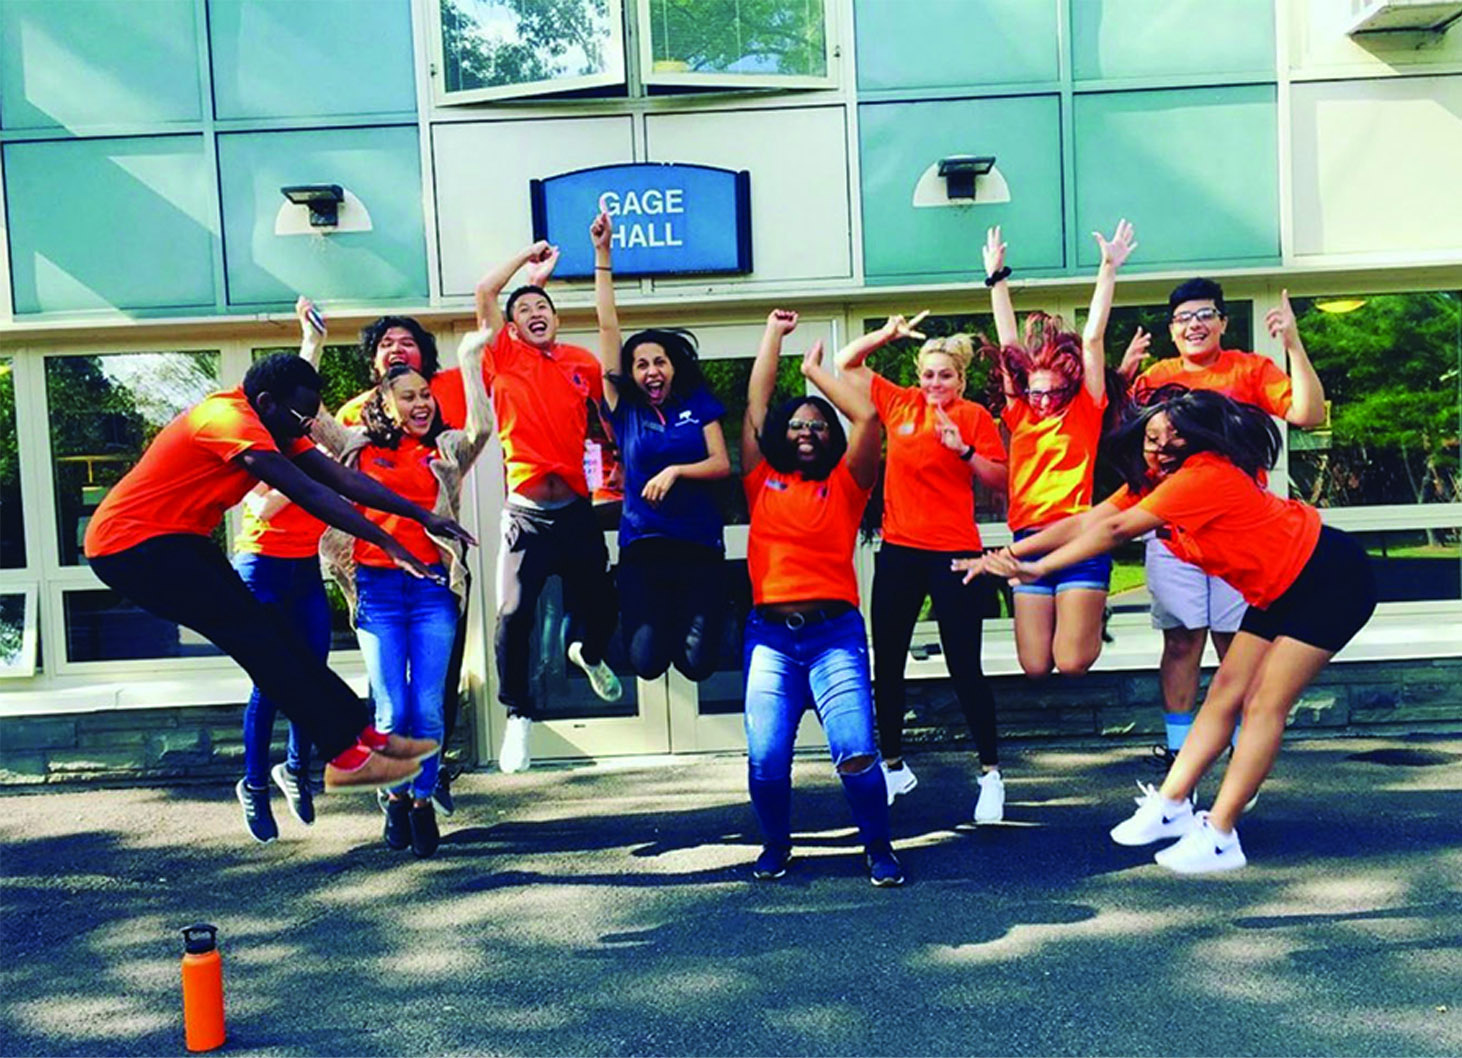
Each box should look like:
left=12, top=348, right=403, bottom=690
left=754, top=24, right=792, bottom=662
left=1110, top=782, right=1194, bottom=846
left=973, top=769, right=1005, bottom=824
left=499, top=715, right=533, bottom=774
left=880, top=761, right=917, bottom=806
left=1154, top=811, right=1247, bottom=874
left=568, top=641, right=622, bottom=702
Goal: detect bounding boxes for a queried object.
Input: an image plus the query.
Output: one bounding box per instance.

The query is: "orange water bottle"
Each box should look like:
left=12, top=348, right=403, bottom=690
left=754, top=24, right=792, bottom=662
left=180, top=923, right=226, bottom=1052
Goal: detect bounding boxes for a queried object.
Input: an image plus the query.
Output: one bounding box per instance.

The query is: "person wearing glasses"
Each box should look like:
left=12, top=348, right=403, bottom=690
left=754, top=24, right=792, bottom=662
left=964, top=388, right=1375, bottom=873
left=312, top=329, right=494, bottom=858
left=979, top=222, right=1135, bottom=685
left=741, top=310, right=904, bottom=887
left=833, top=314, right=1008, bottom=824
left=1122, top=279, right=1326, bottom=775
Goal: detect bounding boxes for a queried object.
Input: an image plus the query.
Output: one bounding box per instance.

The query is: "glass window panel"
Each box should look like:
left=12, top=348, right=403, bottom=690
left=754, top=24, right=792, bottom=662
left=1, top=358, right=24, bottom=569
left=64, top=589, right=223, bottom=662
left=530, top=571, right=638, bottom=721
left=439, top=0, right=624, bottom=99
left=646, top=0, right=826, bottom=78
left=46, top=352, right=219, bottom=567
left=1353, top=527, right=1461, bottom=603
left=696, top=558, right=751, bottom=716
left=1286, top=292, right=1461, bottom=508
left=0, top=588, right=39, bottom=677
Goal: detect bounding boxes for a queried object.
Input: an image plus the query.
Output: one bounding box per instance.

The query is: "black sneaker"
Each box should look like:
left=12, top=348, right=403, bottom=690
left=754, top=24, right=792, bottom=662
left=431, top=773, right=455, bottom=817
left=271, top=763, right=315, bottom=826
left=383, top=796, right=411, bottom=851
left=751, top=845, right=792, bottom=880
left=236, top=780, right=278, bottom=844
left=1149, top=744, right=1177, bottom=775
left=409, top=802, right=440, bottom=858
left=866, top=845, right=905, bottom=888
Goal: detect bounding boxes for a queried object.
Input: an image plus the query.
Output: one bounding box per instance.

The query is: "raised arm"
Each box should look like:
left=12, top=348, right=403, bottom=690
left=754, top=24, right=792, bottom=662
left=801, top=341, right=880, bottom=490
left=456, top=328, right=494, bottom=448
left=589, top=211, right=622, bottom=410
left=833, top=312, right=929, bottom=397
left=985, top=501, right=1162, bottom=584
left=1268, top=289, right=1327, bottom=427
left=474, top=241, right=559, bottom=334
left=1082, top=219, right=1137, bottom=403
left=983, top=226, right=1019, bottom=348
left=743, top=309, right=798, bottom=475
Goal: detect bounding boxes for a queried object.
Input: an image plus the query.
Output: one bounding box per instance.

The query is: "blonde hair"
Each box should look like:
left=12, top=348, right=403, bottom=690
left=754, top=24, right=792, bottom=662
left=916, top=333, right=975, bottom=384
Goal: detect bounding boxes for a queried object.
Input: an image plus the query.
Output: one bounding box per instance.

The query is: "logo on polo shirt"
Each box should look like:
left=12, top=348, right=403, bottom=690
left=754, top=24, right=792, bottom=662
left=677, top=409, right=695, bottom=422
left=372, top=456, right=394, bottom=469
left=897, top=421, right=916, bottom=435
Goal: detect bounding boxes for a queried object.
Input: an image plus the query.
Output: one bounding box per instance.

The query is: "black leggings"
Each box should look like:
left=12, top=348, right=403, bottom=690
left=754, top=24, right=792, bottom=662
left=495, top=498, right=618, bottom=718
left=872, top=542, right=999, bottom=766
left=89, top=534, right=368, bottom=760
left=617, top=537, right=726, bottom=681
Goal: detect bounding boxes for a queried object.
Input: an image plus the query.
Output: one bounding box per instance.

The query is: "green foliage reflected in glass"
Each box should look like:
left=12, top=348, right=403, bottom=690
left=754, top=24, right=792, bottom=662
left=0, top=360, right=24, bottom=569
left=698, top=354, right=804, bottom=525
left=647, top=0, right=826, bottom=76
left=253, top=344, right=373, bottom=415
left=441, top=0, right=621, bottom=93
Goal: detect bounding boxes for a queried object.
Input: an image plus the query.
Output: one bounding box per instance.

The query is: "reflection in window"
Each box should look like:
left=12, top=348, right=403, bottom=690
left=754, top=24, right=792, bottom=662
left=1, top=358, right=23, bottom=569
left=0, top=588, right=38, bottom=677
left=64, top=589, right=223, bottom=662
left=46, top=352, right=219, bottom=566
left=695, top=558, right=751, bottom=716
left=1287, top=292, right=1460, bottom=509
left=439, top=0, right=624, bottom=98
left=530, top=572, right=638, bottom=721
left=645, top=0, right=827, bottom=78
left=1353, top=527, right=1461, bottom=603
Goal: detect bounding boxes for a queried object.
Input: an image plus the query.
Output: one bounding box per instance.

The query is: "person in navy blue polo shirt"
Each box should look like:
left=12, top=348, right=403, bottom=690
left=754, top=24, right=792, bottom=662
left=590, top=210, right=733, bottom=680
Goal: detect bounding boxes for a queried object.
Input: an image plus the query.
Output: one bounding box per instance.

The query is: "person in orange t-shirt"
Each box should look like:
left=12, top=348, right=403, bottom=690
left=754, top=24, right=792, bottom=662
left=83, top=352, right=475, bottom=796
left=982, top=222, right=1137, bottom=693
left=835, top=313, right=1007, bottom=823
left=1123, top=277, right=1328, bottom=772
left=741, top=311, right=902, bottom=887
left=967, top=391, right=1375, bottom=874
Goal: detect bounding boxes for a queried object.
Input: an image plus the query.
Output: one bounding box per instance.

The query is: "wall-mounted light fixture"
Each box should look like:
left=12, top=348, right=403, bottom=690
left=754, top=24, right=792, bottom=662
left=280, top=184, right=345, bottom=228
left=937, top=155, right=997, bottom=200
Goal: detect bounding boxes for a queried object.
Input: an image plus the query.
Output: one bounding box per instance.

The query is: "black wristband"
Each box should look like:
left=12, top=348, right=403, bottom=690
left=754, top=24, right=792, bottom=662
left=594, top=265, right=611, bottom=271
left=984, top=265, right=1012, bottom=287
left=960, top=444, right=975, bottom=461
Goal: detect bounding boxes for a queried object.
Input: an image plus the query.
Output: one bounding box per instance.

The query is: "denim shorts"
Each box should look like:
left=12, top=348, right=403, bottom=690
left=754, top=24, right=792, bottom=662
left=1011, top=527, right=1113, bottom=597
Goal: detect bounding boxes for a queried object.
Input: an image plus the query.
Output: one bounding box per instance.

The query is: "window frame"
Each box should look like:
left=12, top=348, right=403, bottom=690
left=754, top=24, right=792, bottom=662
left=635, top=0, right=838, bottom=92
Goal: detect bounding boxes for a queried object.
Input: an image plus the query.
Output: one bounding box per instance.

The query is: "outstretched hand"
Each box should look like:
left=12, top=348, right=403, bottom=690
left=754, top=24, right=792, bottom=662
left=982, top=226, right=1006, bottom=278
left=982, top=548, right=1042, bottom=585
left=526, top=242, right=560, bottom=287
left=390, top=546, right=449, bottom=586
left=880, top=310, right=930, bottom=343
left=590, top=210, right=613, bottom=252
left=800, top=339, right=826, bottom=377
left=766, top=308, right=799, bottom=336
left=1265, top=289, right=1299, bottom=348
left=951, top=555, right=986, bottom=584
left=1093, top=218, right=1137, bottom=269
left=421, top=512, right=478, bottom=549
left=641, top=466, right=679, bottom=506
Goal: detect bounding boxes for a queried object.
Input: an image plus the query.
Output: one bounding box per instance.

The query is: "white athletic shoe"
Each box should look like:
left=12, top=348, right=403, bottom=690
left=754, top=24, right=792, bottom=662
left=973, top=769, right=1005, bottom=824
left=1154, top=812, right=1247, bottom=874
left=499, top=715, right=533, bottom=774
left=1110, top=781, right=1195, bottom=846
left=568, top=641, right=622, bottom=702
left=880, top=761, right=917, bottom=806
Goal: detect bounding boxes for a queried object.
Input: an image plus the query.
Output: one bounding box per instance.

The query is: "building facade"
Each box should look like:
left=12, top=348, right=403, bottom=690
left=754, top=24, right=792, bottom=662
left=1, top=0, right=1459, bottom=778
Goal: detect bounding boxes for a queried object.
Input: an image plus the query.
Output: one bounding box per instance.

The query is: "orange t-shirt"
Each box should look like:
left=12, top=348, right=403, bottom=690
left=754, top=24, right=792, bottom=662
left=1133, top=349, right=1292, bottom=417
left=870, top=374, right=1004, bottom=552
left=745, top=459, right=871, bottom=606
left=351, top=436, right=442, bottom=568
left=1003, top=385, right=1107, bottom=531
left=1107, top=452, right=1321, bottom=609
left=84, top=388, right=311, bottom=559
left=234, top=499, right=326, bottom=560
left=338, top=370, right=466, bottom=430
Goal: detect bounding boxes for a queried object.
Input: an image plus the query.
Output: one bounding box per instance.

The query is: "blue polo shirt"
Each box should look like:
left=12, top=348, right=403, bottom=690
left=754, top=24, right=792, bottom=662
left=608, top=388, right=726, bottom=552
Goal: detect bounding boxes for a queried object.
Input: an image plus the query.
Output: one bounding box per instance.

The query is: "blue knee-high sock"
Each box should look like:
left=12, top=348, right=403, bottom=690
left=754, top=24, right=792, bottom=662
left=839, top=762, right=892, bottom=852
left=748, top=774, right=792, bottom=850
left=1165, top=713, right=1194, bottom=753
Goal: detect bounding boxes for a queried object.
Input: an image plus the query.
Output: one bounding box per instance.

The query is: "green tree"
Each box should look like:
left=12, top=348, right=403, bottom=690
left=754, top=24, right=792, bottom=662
left=647, top=0, right=826, bottom=75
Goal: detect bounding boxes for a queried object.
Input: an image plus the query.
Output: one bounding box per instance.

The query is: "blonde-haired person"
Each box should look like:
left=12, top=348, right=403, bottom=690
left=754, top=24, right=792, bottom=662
left=835, top=316, right=1009, bottom=823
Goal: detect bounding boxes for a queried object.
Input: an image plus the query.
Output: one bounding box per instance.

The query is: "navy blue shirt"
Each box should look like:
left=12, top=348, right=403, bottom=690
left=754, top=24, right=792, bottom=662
left=608, top=388, right=726, bottom=552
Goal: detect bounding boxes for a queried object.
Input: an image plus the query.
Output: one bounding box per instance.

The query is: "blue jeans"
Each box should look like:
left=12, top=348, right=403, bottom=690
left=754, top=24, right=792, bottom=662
left=233, top=553, right=330, bottom=788
left=743, top=609, right=890, bottom=853
left=356, top=565, right=458, bottom=799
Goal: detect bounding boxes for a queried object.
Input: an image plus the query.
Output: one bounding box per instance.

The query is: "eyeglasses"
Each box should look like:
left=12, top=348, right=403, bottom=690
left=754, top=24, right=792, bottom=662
left=788, top=418, right=830, bottom=434
left=289, top=407, right=317, bottom=431
left=1027, top=385, right=1076, bottom=401
left=1171, top=308, right=1223, bottom=325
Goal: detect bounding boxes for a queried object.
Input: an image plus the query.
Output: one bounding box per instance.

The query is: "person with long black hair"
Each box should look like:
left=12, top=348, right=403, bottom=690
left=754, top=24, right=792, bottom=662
left=590, top=211, right=731, bottom=680
left=962, top=388, right=1376, bottom=872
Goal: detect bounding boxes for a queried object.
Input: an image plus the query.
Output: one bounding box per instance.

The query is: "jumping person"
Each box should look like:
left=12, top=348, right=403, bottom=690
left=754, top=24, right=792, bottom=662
left=1123, top=281, right=1326, bottom=771
left=475, top=242, right=622, bottom=774
left=834, top=314, right=1008, bottom=822
left=742, top=310, right=903, bottom=887
left=314, top=330, right=494, bottom=858
left=981, top=222, right=1134, bottom=679
left=966, top=389, right=1375, bottom=872
left=82, top=355, right=475, bottom=793
left=590, top=211, right=731, bottom=680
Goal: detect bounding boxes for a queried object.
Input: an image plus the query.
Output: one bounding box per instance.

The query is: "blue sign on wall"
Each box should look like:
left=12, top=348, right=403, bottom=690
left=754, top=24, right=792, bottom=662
left=531, top=163, right=752, bottom=279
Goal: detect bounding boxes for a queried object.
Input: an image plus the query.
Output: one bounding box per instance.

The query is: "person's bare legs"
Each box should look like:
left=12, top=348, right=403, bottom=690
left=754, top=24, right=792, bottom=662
left=1052, top=589, right=1108, bottom=675
left=1159, top=625, right=1207, bottom=716
left=1013, top=594, right=1056, bottom=678
left=1159, top=632, right=1271, bottom=803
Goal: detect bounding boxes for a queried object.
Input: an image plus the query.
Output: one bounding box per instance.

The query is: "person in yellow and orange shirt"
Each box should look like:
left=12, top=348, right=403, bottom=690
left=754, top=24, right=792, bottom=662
left=1122, top=278, right=1327, bottom=774
left=981, top=221, right=1136, bottom=683
left=835, top=314, right=1008, bottom=824
left=742, top=310, right=903, bottom=887
left=83, top=352, right=476, bottom=795
left=963, top=390, right=1375, bottom=874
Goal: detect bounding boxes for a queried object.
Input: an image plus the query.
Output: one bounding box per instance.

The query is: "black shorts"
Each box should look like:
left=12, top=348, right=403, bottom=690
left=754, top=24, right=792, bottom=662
left=1239, top=525, right=1377, bottom=652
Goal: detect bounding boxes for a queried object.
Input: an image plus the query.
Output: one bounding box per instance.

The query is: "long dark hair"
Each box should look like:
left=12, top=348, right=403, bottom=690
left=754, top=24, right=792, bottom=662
left=362, top=364, right=447, bottom=450
left=1106, top=385, right=1281, bottom=493
left=758, top=394, right=847, bottom=481
left=611, top=328, right=713, bottom=410
left=359, top=316, right=440, bottom=381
